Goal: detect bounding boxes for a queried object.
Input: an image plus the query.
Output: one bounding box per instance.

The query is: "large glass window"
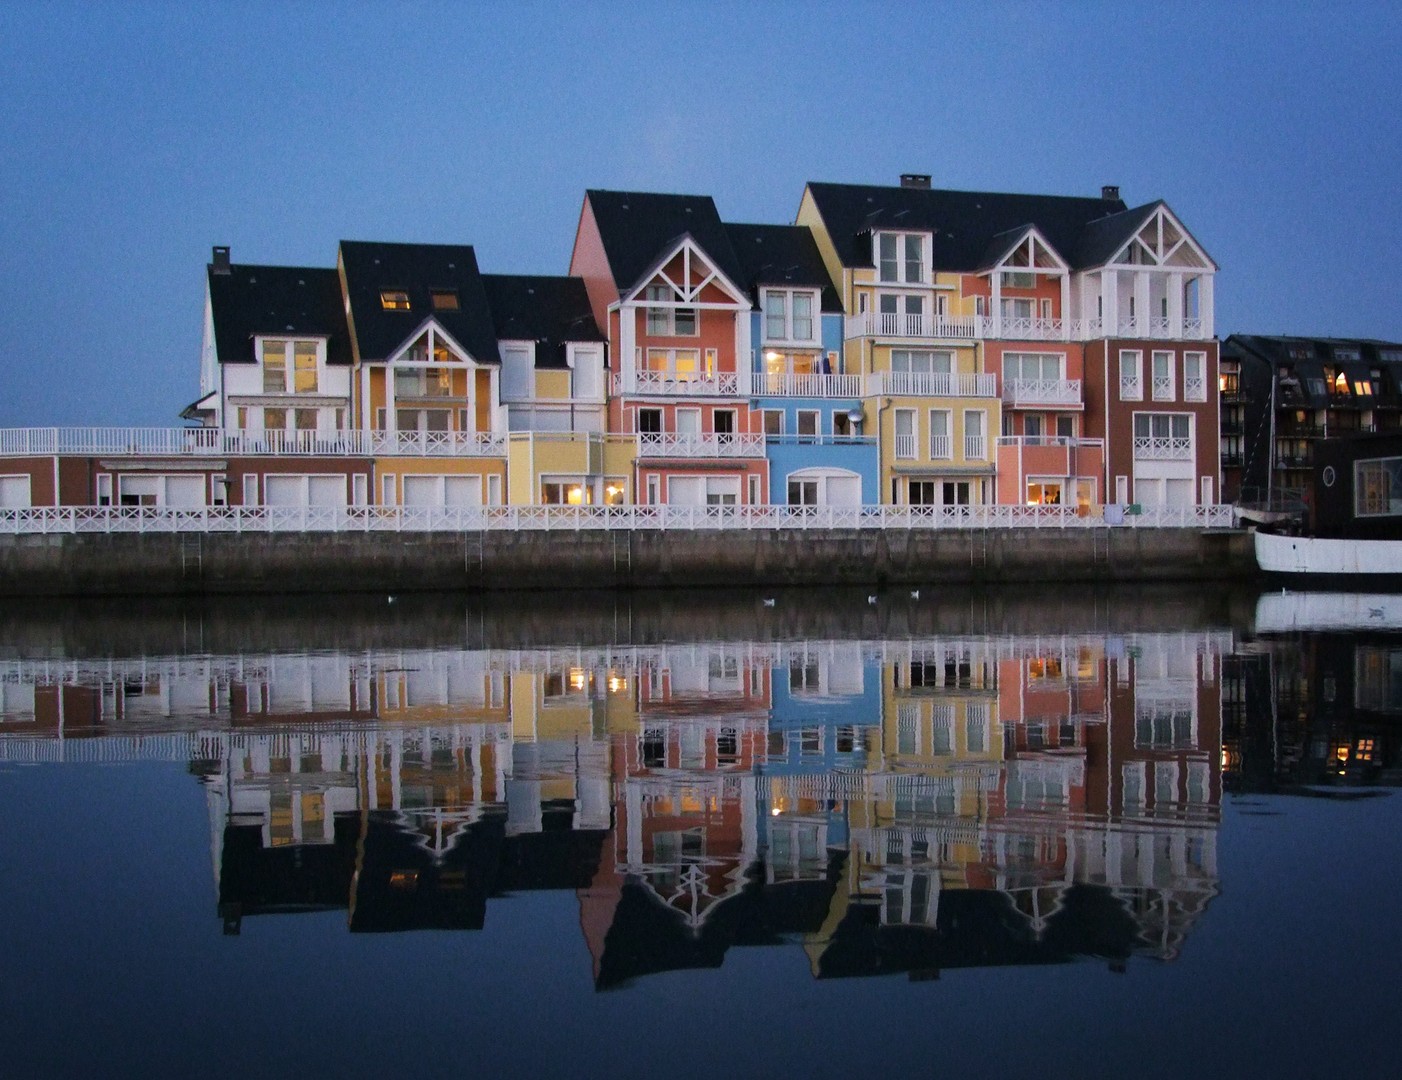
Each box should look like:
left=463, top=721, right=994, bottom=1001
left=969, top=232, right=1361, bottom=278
left=261, top=339, right=320, bottom=393
left=762, top=290, right=818, bottom=342
left=1003, top=352, right=1062, bottom=381
left=645, top=285, right=696, bottom=336
left=891, top=350, right=951, bottom=375
left=1356, top=457, right=1402, bottom=516
left=877, top=233, right=925, bottom=283
left=1119, top=350, right=1142, bottom=400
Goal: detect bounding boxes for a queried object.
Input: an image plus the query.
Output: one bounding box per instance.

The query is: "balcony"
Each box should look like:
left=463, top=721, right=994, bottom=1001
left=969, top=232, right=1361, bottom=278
left=965, top=436, right=987, bottom=460
left=613, top=372, right=739, bottom=397
left=1002, top=378, right=1083, bottom=408
left=0, top=426, right=513, bottom=458
left=636, top=433, right=765, bottom=458
left=844, top=312, right=980, bottom=340
left=929, top=434, right=951, bottom=459
left=894, top=433, right=916, bottom=460
left=370, top=431, right=506, bottom=457
left=994, top=315, right=1065, bottom=341
left=1079, top=316, right=1211, bottom=341
left=997, top=436, right=1104, bottom=451
left=746, top=372, right=864, bottom=397
left=1133, top=436, right=1193, bottom=461
left=868, top=371, right=998, bottom=398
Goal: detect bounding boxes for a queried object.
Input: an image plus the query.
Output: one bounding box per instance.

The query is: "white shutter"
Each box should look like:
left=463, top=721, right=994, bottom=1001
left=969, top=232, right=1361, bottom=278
left=1165, top=478, right=1194, bottom=507
left=164, top=475, right=206, bottom=508
left=402, top=476, right=439, bottom=507
left=827, top=475, right=862, bottom=507
left=263, top=476, right=303, bottom=506
left=444, top=476, right=482, bottom=507
left=0, top=475, right=32, bottom=508
left=309, top=475, right=346, bottom=507
left=667, top=476, right=705, bottom=506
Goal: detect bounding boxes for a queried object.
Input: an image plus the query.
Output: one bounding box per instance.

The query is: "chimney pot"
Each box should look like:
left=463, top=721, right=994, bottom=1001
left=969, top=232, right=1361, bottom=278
left=1101, top=185, right=1120, bottom=202
left=212, top=245, right=231, bottom=274
left=900, top=173, right=931, bottom=190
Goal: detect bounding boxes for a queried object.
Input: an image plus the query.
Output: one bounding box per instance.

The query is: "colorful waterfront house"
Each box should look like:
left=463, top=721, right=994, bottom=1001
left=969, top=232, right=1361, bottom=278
left=479, top=273, right=634, bottom=506
left=723, top=222, right=878, bottom=506
left=184, top=245, right=370, bottom=508
left=570, top=190, right=768, bottom=506
left=338, top=241, right=508, bottom=507
left=1071, top=198, right=1220, bottom=507
left=798, top=178, right=1004, bottom=507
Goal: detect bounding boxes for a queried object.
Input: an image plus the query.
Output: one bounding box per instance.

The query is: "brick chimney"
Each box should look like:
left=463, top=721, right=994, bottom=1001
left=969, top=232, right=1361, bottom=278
left=900, top=173, right=931, bottom=189
left=211, top=245, right=231, bottom=274
left=1101, top=185, right=1120, bottom=202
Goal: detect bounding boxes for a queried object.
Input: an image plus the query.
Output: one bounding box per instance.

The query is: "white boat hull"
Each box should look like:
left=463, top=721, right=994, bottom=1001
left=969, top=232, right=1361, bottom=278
left=1255, top=531, right=1402, bottom=576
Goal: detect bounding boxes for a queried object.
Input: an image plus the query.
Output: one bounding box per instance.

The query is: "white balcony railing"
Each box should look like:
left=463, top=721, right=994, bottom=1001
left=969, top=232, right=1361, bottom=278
left=844, top=312, right=980, bottom=340
left=1184, top=377, right=1206, bottom=402
left=1133, top=437, right=1193, bottom=461
left=636, top=433, right=765, bottom=458
left=1151, top=375, right=1175, bottom=401
left=746, top=372, right=864, bottom=398
left=613, top=372, right=739, bottom=396
left=996, top=436, right=1105, bottom=451
left=1001, top=379, right=1083, bottom=407
left=845, top=313, right=1212, bottom=342
left=0, top=427, right=509, bottom=458
left=929, top=434, right=951, bottom=459
left=965, top=436, right=987, bottom=460
left=0, top=503, right=1238, bottom=535
left=894, top=433, right=917, bottom=460
left=370, top=431, right=506, bottom=457
left=1120, top=379, right=1143, bottom=401
left=868, top=372, right=998, bottom=397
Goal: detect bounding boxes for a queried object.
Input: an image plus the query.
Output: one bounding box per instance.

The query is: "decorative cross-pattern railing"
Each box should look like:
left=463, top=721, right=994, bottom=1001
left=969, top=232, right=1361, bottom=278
left=635, top=433, right=766, bottom=458
left=846, top=314, right=1213, bottom=342
left=1002, top=379, right=1083, bottom=407
left=0, top=427, right=507, bottom=458
left=844, top=313, right=981, bottom=340
left=1133, top=436, right=1194, bottom=460
left=0, top=503, right=1235, bottom=535
left=996, top=436, right=1105, bottom=451
left=613, top=372, right=740, bottom=396
left=996, top=315, right=1064, bottom=341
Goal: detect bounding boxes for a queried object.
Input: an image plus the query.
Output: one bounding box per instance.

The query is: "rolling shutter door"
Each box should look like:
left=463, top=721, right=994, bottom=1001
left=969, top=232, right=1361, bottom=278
left=827, top=475, right=861, bottom=507
left=164, top=475, right=205, bottom=508
left=263, top=476, right=303, bottom=506
left=309, top=475, right=346, bottom=507
left=0, top=476, right=32, bottom=508
left=402, top=476, right=439, bottom=507
left=667, top=476, right=704, bottom=506
left=444, top=476, right=482, bottom=507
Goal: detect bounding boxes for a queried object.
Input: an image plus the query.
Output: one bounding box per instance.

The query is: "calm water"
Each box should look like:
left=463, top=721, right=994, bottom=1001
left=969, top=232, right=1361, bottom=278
left=0, top=586, right=1399, bottom=1079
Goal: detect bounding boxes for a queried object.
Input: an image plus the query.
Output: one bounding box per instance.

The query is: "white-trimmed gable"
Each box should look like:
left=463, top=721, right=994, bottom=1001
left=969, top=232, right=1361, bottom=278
left=988, top=226, right=1070, bottom=275
left=622, top=236, right=749, bottom=309
left=383, top=317, right=482, bottom=368
left=1105, top=205, right=1215, bottom=272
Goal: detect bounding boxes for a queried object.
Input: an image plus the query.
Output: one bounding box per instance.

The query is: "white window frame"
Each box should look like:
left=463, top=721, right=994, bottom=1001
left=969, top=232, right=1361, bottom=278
left=894, top=408, right=917, bottom=460
left=257, top=336, right=325, bottom=395
left=1151, top=350, right=1175, bottom=401
left=1184, top=351, right=1207, bottom=402
left=928, top=408, right=952, bottom=459
left=876, top=232, right=928, bottom=284
left=761, top=288, right=820, bottom=345
left=644, top=284, right=697, bottom=337
left=1119, top=350, right=1143, bottom=401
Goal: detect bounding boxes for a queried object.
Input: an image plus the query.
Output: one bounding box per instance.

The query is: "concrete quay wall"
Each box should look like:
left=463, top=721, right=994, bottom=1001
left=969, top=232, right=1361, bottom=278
left=0, top=527, right=1255, bottom=597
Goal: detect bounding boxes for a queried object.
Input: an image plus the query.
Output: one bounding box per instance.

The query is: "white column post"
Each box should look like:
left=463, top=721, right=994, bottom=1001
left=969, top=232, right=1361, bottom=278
left=1059, top=274, right=1071, bottom=341
left=1135, top=272, right=1151, bottom=337
left=1199, top=276, right=1215, bottom=339
left=1167, top=273, right=1184, bottom=338
left=384, top=364, right=397, bottom=436
left=1102, top=271, right=1118, bottom=335
left=991, top=271, right=1003, bottom=338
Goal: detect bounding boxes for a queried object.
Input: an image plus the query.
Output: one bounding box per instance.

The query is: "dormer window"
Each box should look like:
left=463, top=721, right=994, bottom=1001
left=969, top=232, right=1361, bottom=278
left=762, top=289, right=817, bottom=343
left=380, top=290, right=411, bottom=311
left=260, top=339, right=320, bottom=394
left=877, top=232, right=927, bottom=284
left=430, top=290, right=459, bottom=311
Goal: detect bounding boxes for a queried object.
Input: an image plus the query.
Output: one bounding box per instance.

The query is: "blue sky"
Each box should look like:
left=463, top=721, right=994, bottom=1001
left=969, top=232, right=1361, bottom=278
left=2, top=1, right=1399, bottom=426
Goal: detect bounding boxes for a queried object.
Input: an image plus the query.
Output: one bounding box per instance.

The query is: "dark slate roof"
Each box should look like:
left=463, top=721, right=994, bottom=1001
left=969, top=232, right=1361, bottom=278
left=723, top=223, right=843, bottom=313
left=803, top=181, right=1140, bottom=272
left=480, top=274, right=605, bottom=369
left=339, top=240, right=500, bottom=365
left=207, top=263, right=352, bottom=365
left=1224, top=334, right=1402, bottom=409
left=585, top=189, right=746, bottom=296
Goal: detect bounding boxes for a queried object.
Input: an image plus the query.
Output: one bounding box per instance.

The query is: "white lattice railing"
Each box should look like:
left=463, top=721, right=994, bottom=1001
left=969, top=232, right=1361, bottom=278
left=614, top=372, right=739, bottom=396
left=845, top=314, right=1212, bottom=343
left=929, top=434, right=951, bottom=459
left=636, top=433, right=765, bottom=458
left=965, top=436, right=987, bottom=460
left=844, top=313, right=981, bottom=340
left=996, top=315, right=1064, bottom=341
left=1151, top=375, right=1175, bottom=400
left=1133, top=436, right=1193, bottom=460
left=0, top=503, right=1236, bottom=535
left=996, top=437, right=1105, bottom=451
left=1002, top=379, right=1082, bottom=407
left=0, top=427, right=508, bottom=458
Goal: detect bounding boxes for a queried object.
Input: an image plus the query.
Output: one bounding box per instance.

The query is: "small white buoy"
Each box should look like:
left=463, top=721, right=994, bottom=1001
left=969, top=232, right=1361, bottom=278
left=762, top=597, right=776, bottom=608
left=387, top=595, right=396, bottom=604
left=910, top=589, right=920, bottom=600
left=867, top=595, right=878, bottom=605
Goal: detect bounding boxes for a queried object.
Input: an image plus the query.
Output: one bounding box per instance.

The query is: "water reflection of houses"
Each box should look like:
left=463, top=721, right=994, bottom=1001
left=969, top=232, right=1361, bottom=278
left=1224, top=629, right=1402, bottom=794
left=0, top=632, right=1230, bottom=982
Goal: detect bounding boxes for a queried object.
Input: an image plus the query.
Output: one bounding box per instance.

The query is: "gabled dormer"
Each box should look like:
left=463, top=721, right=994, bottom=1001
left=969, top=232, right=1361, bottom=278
left=974, top=224, right=1071, bottom=339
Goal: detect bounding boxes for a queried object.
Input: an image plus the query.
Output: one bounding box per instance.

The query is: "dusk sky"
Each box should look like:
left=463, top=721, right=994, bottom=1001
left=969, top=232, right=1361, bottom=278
left=2, top=2, right=1399, bottom=427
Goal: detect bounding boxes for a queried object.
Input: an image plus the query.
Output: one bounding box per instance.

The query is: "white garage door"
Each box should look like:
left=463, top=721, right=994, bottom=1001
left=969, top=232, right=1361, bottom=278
left=1134, top=478, right=1164, bottom=507
left=827, top=475, right=862, bottom=507
left=263, top=475, right=347, bottom=507
left=445, top=476, right=482, bottom=507
left=165, top=475, right=206, bottom=508
left=309, top=476, right=346, bottom=507
left=0, top=475, right=32, bottom=508
left=402, top=476, right=440, bottom=507
left=263, top=476, right=303, bottom=506
left=1165, top=478, right=1195, bottom=507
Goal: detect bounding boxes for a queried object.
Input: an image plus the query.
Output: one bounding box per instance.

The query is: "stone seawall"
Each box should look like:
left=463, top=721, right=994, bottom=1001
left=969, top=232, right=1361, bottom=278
left=0, top=527, right=1255, bottom=596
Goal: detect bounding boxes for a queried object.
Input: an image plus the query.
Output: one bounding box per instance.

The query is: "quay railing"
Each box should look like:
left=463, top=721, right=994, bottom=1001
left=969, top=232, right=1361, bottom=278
left=0, top=427, right=507, bottom=458
left=0, top=503, right=1236, bottom=535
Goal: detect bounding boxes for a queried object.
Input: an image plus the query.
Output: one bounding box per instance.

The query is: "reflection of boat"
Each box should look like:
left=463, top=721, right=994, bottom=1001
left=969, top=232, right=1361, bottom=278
left=1254, top=530, right=1402, bottom=579
left=1255, top=590, right=1402, bottom=633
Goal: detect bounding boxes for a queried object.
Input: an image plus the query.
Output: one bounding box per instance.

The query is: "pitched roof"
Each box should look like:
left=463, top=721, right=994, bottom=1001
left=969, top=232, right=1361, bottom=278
left=584, top=190, right=746, bottom=296
left=723, top=223, right=843, bottom=313
left=207, top=262, right=352, bottom=365
left=338, top=240, right=500, bottom=365
left=480, top=274, right=604, bottom=369
left=1072, top=201, right=1162, bottom=267
left=803, top=181, right=1136, bottom=272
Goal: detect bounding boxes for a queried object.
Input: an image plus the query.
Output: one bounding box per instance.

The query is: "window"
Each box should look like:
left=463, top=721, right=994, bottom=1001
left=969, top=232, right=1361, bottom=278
left=877, top=232, right=926, bottom=283
left=788, top=479, right=818, bottom=506
left=263, top=407, right=287, bottom=431
left=645, top=348, right=700, bottom=379
left=928, top=409, right=951, bottom=458
left=909, top=480, right=938, bottom=505
left=713, top=410, right=736, bottom=436
left=1003, top=352, right=1063, bottom=382
left=894, top=409, right=916, bottom=459
left=761, top=290, right=817, bottom=343
left=380, top=290, right=410, bottom=310
left=259, top=339, right=320, bottom=394
left=1356, top=457, right=1402, bottom=516
left=1152, top=351, right=1174, bottom=400
left=430, top=290, right=459, bottom=311
left=644, top=285, right=696, bottom=336
left=763, top=410, right=784, bottom=436
left=1184, top=351, right=1206, bottom=401
left=1005, top=271, right=1035, bottom=288
left=637, top=408, right=662, bottom=434
left=963, top=410, right=986, bottom=459
left=1119, top=350, right=1142, bottom=400
left=262, top=339, right=286, bottom=392
left=796, top=410, right=819, bottom=442
left=1134, top=413, right=1192, bottom=459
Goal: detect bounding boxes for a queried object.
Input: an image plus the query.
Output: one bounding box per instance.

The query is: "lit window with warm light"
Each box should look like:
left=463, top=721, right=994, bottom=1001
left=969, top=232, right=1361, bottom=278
left=380, top=290, right=411, bottom=310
